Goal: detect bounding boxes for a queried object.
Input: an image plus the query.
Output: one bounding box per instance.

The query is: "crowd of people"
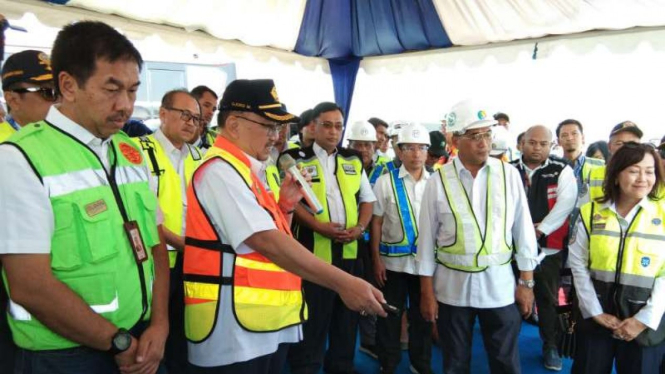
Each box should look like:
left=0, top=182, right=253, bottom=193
left=0, top=19, right=664, bottom=374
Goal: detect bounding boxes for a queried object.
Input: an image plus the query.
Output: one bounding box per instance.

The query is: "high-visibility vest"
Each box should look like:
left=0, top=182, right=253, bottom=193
left=580, top=201, right=665, bottom=346
left=379, top=168, right=419, bottom=257
left=265, top=163, right=281, bottom=202
left=183, top=136, right=306, bottom=341
left=134, top=135, right=202, bottom=268
left=3, top=121, right=159, bottom=350
left=281, top=146, right=363, bottom=263
left=436, top=159, right=513, bottom=272
left=287, top=141, right=300, bottom=150
left=368, top=162, right=389, bottom=186
left=0, top=121, right=17, bottom=142
left=588, top=165, right=606, bottom=202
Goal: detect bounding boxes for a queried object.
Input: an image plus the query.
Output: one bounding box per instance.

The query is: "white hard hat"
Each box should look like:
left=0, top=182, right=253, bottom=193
left=388, top=120, right=411, bottom=137
left=397, top=124, right=430, bottom=146
left=347, top=121, right=377, bottom=142
left=490, top=126, right=510, bottom=156
left=445, top=99, right=496, bottom=134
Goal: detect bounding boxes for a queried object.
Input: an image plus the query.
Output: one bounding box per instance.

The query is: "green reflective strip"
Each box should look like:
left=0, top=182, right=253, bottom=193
left=589, top=180, right=603, bottom=187
left=627, top=232, right=665, bottom=241
left=593, top=230, right=621, bottom=238
left=589, top=269, right=615, bottom=282
left=589, top=269, right=655, bottom=288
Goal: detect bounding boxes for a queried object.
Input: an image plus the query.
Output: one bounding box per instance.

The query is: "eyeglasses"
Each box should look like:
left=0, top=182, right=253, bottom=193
left=164, top=107, right=202, bottom=126
left=234, top=115, right=283, bottom=136
left=461, top=131, right=493, bottom=142
left=400, top=144, right=429, bottom=153
left=10, top=87, right=57, bottom=102
left=317, top=121, right=344, bottom=132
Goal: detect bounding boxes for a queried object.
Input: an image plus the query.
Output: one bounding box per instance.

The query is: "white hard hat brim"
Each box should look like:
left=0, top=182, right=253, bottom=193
left=464, top=119, right=497, bottom=132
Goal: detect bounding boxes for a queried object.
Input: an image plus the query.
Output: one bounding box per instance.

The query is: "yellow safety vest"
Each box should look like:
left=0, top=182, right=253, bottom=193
left=290, top=149, right=362, bottom=263
left=0, top=121, right=17, bottom=142
left=436, top=159, right=513, bottom=272
left=265, top=163, right=281, bottom=202
left=134, top=135, right=202, bottom=267
left=580, top=200, right=665, bottom=346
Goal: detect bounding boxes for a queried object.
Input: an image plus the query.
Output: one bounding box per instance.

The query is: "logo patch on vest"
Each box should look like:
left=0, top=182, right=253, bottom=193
left=119, top=142, right=143, bottom=165
left=304, top=165, right=318, bottom=178
left=342, top=164, right=357, bottom=175
left=653, top=218, right=662, bottom=226
left=641, top=256, right=651, bottom=268
left=85, top=199, right=108, bottom=217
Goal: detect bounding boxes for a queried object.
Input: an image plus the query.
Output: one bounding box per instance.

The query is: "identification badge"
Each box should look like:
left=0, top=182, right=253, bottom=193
left=342, top=164, right=357, bottom=175
left=85, top=199, right=107, bottom=217
left=304, top=165, right=319, bottom=178
left=124, top=221, right=148, bottom=263
left=592, top=223, right=606, bottom=230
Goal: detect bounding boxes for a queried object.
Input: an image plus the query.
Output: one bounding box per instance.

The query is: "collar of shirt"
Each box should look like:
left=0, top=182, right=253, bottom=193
left=153, top=128, right=189, bottom=160
left=602, top=196, right=654, bottom=222
left=520, top=157, right=550, bottom=176
left=46, top=106, right=112, bottom=150
left=313, top=142, right=337, bottom=160
left=452, top=156, right=488, bottom=180
left=243, top=151, right=267, bottom=184
left=7, top=116, right=20, bottom=131
left=398, top=164, right=429, bottom=182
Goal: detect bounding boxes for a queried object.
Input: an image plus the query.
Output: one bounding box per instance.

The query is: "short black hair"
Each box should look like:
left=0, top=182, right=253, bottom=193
left=190, top=85, right=218, bottom=100
left=51, top=21, right=143, bottom=96
left=494, top=112, right=510, bottom=122
left=556, top=119, right=583, bottom=138
left=312, top=102, right=344, bottom=120
left=368, top=117, right=388, bottom=129
left=161, top=89, right=200, bottom=113
left=600, top=142, right=664, bottom=203
left=517, top=132, right=526, bottom=146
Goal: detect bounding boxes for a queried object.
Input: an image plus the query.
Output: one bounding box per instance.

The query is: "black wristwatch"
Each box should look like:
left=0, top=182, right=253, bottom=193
left=108, top=328, right=132, bottom=355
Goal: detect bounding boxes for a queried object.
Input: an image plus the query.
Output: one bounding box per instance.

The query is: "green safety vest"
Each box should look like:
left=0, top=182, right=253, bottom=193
left=580, top=201, right=665, bottom=346
left=285, top=147, right=362, bottom=263
left=436, top=159, right=513, bottom=272
left=0, top=121, right=17, bottom=142
left=379, top=168, right=419, bottom=257
left=3, top=121, right=160, bottom=350
left=134, top=135, right=202, bottom=268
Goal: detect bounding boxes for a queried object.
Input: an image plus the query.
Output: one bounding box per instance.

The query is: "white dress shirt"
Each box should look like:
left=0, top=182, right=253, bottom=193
left=0, top=106, right=160, bottom=255
left=569, top=198, right=665, bottom=331
left=373, top=165, right=429, bottom=275
left=519, top=158, right=578, bottom=255
left=313, top=142, right=376, bottom=226
left=188, top=151, right=301, bottom=367
left=416, top=157, right=539, bottom=308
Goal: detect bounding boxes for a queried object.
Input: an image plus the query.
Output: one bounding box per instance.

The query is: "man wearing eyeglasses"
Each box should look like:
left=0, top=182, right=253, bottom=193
left=510, top=125, right=577, bottom=371
left=1, top=49, right=56, bottom=142
left=282, top=102, right=376, bottom=374
left=133, top=89, right=203, bottom=373
left=183, top=80, right=386, bottom=374
left=417, top=99, right=538, bottom=374
left=190, top=85, right=219, bottom=153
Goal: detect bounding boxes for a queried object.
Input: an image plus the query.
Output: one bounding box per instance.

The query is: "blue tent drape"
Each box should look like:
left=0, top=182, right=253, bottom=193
left=295, top=0, right=452, bottom=59
left=329, top=58, right=361, bottom=143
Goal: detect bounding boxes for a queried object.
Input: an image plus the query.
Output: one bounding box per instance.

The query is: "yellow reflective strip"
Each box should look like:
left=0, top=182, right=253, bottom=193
left=236, top=257, right=286, bottom=272
left=234, top=286, right=303, bottom=306
left=184, top=281, right=220, bottom=301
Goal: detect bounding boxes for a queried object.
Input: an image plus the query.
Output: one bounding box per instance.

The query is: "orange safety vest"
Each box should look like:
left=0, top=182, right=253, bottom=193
left=183, top=136, right=306, bottom=342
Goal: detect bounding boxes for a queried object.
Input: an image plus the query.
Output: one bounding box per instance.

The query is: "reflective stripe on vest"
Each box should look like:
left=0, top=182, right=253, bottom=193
left=265, top=163, right=281, bottom=202
left=436, top=159, right=513, bottom=272
left=379, top=168, right=418, bottom=257
left=297, top=154, right=362, bottom=263
left=183, top=136, right=306, bottom=342
left=134, top=135, right=202, bottom=267
left=3, top=121, right=159, bottom=350
left=368, top=163, right=386, bottom=186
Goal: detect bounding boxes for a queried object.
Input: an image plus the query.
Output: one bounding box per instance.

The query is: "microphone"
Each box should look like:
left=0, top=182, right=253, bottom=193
left=278, top=154, right=324, bottom=215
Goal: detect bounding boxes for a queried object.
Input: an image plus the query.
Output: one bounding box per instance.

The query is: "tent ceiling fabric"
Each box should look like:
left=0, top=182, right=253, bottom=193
left=42, top=0, right=665, bottom=59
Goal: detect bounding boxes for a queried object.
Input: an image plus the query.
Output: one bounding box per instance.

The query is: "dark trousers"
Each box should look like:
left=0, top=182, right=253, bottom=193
left=187, top=343, right=289, bottom=374
left=288, top=249, right=359, bottom=374
left=357, top=238, right=376, bottom=347
left=166, top=252, right=188, bottom=374
left=376, top=271, right=432, bottom=374
left=0, top=273, right=16, bottom=374
left=533, top=251, right=563, bottom=350
left=438, top=303, right=522, bottom=374
left=572, top=330, right=665, bottom=374
left=13, top=322, right=166, bottom=374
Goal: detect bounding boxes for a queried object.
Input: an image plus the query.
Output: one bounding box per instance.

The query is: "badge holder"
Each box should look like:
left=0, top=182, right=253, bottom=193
left=124, top=221, right=148, bottom=263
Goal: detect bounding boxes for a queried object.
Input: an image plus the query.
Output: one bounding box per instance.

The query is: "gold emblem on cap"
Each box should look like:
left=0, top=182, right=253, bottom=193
left=270, top=86, right=279, bottom=102
left=38, top=53, right=52, bottom=71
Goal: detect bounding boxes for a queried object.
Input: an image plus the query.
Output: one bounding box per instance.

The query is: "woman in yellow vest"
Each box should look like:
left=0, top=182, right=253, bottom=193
left=569, top=142, right=665, bottom=374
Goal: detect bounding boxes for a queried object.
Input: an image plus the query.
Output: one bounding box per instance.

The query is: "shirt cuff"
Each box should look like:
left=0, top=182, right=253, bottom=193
left=415, top=260, right=436, bottom=276
left=536, top=222, right=554, bottom=236
left=514, top=254, right=538, bottom=271
left=634, top=308, right=661, bottom=331
left=0, top=240, right=52, bottom=254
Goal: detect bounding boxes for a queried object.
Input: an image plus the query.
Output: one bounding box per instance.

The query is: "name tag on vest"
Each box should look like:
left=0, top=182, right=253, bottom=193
left=342, top=164, right=357, bottom=175
left=304, top=165, right=319, bottom=178
left=85, top=199, right=108, bottom=217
